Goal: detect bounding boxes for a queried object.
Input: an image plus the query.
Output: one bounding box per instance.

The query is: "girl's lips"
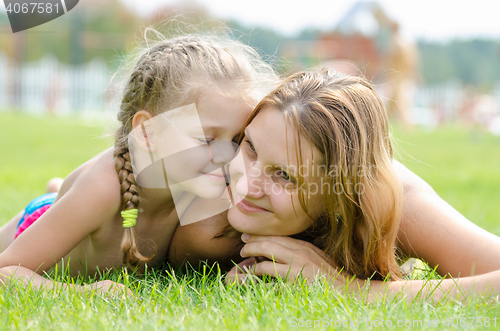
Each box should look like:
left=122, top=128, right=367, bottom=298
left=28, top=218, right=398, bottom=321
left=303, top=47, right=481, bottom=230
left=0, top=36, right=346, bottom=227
left=236, top=198, right=270, bottom=213
left=199, top=172, right=226, bottom=181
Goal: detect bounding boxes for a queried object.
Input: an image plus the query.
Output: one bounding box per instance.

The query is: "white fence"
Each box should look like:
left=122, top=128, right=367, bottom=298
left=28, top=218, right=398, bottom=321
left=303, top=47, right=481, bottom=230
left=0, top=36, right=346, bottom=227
left=410, top=80, right=500, bottom=127
left=0, top=52, right=113, bottom=115
left=1, top=52, right=499, bottom=128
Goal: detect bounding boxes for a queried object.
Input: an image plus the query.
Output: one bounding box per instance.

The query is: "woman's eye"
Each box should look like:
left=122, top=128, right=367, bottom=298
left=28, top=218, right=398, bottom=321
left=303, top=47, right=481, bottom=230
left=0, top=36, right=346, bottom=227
left=276, top=170, right=294, bottom=183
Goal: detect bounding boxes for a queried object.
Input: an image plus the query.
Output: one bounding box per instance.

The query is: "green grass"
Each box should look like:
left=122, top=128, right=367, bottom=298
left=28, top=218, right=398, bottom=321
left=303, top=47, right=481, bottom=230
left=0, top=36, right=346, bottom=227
left=392, top=124, right=500, bottom=235
left=1, top=112, right=500, bottom=330
left=0, top=112, right=115, bottom=223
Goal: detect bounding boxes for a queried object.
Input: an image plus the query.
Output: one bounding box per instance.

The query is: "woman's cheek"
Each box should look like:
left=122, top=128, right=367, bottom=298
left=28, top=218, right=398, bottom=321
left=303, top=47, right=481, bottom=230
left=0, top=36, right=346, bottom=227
left=275, top=190, right=311, bottom=234
left=267, top=191, right=290, bottom=223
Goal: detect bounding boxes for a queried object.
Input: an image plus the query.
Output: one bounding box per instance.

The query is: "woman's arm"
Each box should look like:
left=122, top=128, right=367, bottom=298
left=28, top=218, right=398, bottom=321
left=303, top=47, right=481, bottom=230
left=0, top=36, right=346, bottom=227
left=228, top=234, right=500, bottom=303
left=393, top=160, right=500, bottom=277
left=229, top=162, right=500, bottom=301
left=371, top=270, right=500, bottom=303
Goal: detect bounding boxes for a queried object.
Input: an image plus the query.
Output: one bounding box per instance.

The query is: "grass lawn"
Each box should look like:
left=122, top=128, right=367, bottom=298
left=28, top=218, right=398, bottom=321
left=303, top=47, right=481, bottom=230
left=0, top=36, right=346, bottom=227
left=1, top=111, right=500, bottom=330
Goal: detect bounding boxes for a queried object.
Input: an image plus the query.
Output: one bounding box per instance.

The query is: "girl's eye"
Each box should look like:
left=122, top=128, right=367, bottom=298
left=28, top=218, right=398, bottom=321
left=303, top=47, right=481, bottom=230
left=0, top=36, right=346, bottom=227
left=244, top=139, right=256, bottom=153
left=198, top=138, right=214, bottom=144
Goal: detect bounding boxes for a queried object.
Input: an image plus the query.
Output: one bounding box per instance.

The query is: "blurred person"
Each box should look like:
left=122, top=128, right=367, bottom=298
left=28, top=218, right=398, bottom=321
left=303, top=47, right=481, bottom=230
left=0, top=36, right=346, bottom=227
left=384, top=22, right=418, bottom=127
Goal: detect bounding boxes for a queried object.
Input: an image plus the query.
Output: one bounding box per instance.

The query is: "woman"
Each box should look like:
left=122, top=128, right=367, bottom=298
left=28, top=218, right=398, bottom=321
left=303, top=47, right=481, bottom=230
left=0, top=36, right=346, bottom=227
left=168, top=68, right=500, bottom=302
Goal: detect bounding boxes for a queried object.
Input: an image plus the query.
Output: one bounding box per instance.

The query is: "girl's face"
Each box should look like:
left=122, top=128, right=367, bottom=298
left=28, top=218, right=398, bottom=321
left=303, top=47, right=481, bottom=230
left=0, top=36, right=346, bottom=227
left=155, top=90, right=253, bottom=199
left=227, top=107, right=327, bottom=236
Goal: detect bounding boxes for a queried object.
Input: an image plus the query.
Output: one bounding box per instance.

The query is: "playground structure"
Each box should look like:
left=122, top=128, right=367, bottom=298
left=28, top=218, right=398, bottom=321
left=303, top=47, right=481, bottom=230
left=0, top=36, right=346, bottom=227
left=320, top=2, right=418, bottom=125
left=283, top=1, right=419, bottom=126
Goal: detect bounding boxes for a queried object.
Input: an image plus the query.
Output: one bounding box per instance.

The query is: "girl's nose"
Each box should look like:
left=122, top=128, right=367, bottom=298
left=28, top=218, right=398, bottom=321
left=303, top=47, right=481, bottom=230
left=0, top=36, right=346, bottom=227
left=209, top=141, right=237, bottom=165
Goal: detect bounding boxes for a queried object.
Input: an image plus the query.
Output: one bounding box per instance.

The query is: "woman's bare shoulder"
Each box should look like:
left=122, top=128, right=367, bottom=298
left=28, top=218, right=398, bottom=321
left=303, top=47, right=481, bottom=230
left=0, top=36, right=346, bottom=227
left=392, top=159, right=500, bottom=276
left=392, top=159, right=434, bottom=195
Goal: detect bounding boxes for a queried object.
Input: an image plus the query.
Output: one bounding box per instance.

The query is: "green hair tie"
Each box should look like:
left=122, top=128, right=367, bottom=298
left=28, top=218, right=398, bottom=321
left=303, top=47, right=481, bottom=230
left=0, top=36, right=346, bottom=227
left=121, top=209, right=138, bottom=228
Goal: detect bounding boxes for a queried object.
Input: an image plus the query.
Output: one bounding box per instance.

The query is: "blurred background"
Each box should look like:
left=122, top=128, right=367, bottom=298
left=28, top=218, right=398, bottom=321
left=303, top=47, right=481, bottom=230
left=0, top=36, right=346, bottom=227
left=1, top=0, right=500, bottom=133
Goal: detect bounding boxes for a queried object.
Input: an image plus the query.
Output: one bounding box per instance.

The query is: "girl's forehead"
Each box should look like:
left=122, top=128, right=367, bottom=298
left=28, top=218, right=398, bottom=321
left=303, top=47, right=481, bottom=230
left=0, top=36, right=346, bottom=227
left=198, top=87, right=255, bottom=110
left=197, top=83, right=258, bottom=103
left=197, top=93, right=253, bottom=128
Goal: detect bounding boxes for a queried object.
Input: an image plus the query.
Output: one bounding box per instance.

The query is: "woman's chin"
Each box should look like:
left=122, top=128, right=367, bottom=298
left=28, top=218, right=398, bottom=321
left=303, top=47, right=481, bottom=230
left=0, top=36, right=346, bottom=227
left=227, top=221, right=249, bottom=234
left=227, top=219, right=256, bottom=235
left=227, top=209, right=271, bottom=235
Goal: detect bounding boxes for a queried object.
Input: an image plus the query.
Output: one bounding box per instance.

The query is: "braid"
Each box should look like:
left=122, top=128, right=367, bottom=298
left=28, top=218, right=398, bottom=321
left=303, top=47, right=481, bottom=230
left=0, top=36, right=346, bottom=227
left=113, top=127, right=154, bottom=269
left=114, top=145, right=139, bottom=210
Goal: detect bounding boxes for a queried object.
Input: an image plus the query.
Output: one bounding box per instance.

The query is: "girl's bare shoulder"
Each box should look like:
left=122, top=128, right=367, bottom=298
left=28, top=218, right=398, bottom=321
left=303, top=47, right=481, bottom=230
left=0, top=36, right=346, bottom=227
left=56, top=148, right=121, bottom=208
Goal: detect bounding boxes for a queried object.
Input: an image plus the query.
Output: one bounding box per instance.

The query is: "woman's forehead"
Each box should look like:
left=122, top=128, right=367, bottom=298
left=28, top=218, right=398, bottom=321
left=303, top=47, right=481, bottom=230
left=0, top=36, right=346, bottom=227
left=248, top=106, right=323, bottom=174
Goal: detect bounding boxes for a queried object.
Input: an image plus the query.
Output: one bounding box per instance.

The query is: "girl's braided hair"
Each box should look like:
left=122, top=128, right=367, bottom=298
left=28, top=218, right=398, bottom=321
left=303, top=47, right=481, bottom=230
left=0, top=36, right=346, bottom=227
left=113, top=30, right=276, bottom=269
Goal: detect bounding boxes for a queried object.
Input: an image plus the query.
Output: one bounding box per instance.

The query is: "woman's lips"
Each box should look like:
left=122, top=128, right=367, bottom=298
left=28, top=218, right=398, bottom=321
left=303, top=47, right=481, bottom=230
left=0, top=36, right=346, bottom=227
left=236, top=198, right=270, bottom=213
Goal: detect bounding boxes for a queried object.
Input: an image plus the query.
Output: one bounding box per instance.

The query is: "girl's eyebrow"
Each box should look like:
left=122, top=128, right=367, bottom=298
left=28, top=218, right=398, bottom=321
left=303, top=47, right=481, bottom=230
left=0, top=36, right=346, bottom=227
left=202, top=125, right=225, bottom=132
left=243, top=128, right=251, bottom=141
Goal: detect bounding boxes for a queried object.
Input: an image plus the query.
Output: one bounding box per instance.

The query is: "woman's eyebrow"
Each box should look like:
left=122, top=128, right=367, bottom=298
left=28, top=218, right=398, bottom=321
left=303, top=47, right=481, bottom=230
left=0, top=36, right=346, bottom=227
left=245, top=127, right=301, bottom=179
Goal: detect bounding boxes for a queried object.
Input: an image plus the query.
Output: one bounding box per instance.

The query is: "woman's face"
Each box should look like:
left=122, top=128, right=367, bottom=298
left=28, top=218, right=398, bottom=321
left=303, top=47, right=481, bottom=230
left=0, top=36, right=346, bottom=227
left=227, top=106, right=327, bottom=236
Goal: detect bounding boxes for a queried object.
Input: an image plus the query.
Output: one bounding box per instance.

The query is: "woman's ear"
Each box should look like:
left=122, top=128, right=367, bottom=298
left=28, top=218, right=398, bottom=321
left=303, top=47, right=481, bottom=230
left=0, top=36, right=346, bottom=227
left=132, top=110, right=156, bottom=152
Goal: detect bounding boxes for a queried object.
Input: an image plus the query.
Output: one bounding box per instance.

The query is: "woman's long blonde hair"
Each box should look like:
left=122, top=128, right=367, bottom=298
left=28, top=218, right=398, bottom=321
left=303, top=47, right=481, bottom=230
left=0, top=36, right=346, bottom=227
left=245, top=68, right=404, bottom=280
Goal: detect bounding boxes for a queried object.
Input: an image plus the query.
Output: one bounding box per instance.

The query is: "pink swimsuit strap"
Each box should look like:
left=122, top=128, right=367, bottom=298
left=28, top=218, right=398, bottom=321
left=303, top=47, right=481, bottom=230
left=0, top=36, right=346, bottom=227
left=15, top=204, right=51, bottom=239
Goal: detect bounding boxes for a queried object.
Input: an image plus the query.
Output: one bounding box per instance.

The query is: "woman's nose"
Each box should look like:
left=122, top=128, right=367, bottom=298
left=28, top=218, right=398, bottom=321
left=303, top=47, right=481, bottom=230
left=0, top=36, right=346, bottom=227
left=229, top=150, right=266, bottom=199
left=235, top=162, right=266, bottom=199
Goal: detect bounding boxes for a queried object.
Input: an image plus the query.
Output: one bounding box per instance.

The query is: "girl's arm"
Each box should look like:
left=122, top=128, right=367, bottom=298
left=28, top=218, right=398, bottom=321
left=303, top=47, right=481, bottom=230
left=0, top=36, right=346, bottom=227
left=168, top=210, right=242, bottom=268
left=0, top=155, right=124, bottom=293
left=0, top=265, right=129, bottom=296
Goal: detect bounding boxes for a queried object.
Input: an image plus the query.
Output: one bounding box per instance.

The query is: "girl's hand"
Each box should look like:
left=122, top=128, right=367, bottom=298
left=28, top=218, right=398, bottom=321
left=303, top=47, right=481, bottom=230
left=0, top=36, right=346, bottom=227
left=226, top=234, right=342, bottom=285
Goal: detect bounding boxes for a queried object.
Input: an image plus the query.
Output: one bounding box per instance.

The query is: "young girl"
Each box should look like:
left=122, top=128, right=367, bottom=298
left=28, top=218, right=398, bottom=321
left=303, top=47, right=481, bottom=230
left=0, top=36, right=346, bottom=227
left=0, top=32, right=276, bottom=294
left=169, top=68, right=500, bottom=302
